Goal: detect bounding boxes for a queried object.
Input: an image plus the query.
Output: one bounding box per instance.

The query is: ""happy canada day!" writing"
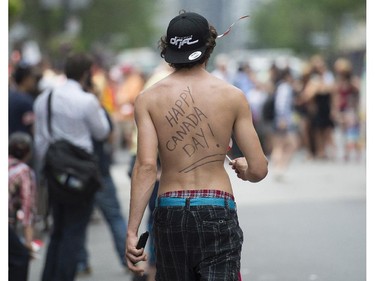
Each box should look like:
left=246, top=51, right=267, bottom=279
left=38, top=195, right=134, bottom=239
left=164, top=87, right=220, bottom=158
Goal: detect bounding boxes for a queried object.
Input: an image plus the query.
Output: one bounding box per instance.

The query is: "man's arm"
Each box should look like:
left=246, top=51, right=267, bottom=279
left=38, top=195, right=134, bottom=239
left=231, top=91, right=268, bottom=182
left=33, top=94, right=50, bottom=170
left=126, top=94, right=158, bottom=275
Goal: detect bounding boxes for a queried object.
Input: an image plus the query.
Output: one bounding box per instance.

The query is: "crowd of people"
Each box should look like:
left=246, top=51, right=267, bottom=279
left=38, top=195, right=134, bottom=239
left=8, top=44, right=364, bottom=281
left=210, top=53, right=364, bottom=179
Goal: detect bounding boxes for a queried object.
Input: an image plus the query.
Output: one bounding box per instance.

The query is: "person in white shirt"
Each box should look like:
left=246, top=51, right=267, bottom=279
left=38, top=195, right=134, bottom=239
left=34, top=53, right=110, bottom=281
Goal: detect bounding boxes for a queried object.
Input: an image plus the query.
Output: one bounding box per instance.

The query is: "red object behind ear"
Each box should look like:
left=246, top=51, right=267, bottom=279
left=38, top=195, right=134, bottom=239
left=228, top=138, right=233, bottom=151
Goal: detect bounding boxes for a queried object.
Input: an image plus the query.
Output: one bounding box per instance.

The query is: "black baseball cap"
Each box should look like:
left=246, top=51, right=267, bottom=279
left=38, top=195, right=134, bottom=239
left=164, top=12, right=210, bottom=64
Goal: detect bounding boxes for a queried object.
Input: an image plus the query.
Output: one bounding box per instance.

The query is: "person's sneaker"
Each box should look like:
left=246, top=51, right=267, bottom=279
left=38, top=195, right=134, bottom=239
left=76, top=264, right=92, bottom=278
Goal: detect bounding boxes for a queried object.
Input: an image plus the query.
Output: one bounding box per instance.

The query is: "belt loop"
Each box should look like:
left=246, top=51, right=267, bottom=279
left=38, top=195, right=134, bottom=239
left=157, top=197, right=161, bottom=208
left=185, top=198, right=191, bottom=210
left=156, top=197, right=159, bottom=208
left=224, top=198, right=229, bottom=210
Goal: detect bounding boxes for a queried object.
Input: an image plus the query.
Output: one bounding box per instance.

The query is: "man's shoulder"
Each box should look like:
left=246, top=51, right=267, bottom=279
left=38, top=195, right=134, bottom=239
left=134, top=90, right=152, bottom=110
left=206, top=72, right=240, bottom=90
left=34, top=90, right=50, bottom=109
left=136, top=80, right=167, bottom=103
left=211, top=77, right=246, bottom=101
left=55, top=84, right=98, bottom=104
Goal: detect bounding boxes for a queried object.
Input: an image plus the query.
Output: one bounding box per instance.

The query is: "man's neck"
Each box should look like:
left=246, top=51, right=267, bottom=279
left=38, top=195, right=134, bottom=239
left=174, top=63, right=207, bottom=75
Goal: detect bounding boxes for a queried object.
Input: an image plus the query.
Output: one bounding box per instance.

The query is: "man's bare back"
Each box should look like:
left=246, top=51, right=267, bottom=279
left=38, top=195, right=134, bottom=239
left=136, top=66, right=267, bottom=196
left=126, top=12, right=267, bottom=276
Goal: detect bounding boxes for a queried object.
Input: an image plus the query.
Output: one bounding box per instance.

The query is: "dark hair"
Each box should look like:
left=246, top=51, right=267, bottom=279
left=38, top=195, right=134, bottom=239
left=159, top=24, right=218, bottom=70
left=279, top=67, right=292, bottom=81
left=64, top=53, right=93, bottom=81
left=13, top=63, right=34, bottom=85
left=9, top=132, right=32, bottom=160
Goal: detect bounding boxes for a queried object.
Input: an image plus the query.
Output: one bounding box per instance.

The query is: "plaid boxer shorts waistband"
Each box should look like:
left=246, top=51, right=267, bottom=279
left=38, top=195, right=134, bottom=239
left=159, top=189, right=235, bottom=200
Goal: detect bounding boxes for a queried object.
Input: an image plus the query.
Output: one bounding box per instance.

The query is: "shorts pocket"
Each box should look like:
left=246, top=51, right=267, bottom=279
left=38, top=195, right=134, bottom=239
left=202, top=217, right=238, bottom=233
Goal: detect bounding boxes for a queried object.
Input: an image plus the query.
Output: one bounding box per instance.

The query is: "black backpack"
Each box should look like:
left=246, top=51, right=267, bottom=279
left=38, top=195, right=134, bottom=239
left=43, top=92, right=102, bottom=205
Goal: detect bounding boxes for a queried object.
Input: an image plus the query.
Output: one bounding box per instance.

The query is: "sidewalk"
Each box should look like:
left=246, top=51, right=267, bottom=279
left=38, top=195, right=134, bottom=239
left=28, top=149, right=366, bottom=281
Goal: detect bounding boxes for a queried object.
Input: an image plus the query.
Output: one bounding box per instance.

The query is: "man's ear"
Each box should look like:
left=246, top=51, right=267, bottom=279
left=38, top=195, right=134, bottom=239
left=81, top=70, right=93, bottom=91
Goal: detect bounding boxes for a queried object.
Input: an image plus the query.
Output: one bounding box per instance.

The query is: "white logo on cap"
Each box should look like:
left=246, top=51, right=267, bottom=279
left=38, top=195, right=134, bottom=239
left=188, top=51, right=202, bottom=61
left=170, top=36, right=199, bottom=49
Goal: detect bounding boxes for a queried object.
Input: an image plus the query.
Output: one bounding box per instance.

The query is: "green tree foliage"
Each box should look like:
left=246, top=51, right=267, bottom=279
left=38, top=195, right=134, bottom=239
left=9, top=0, right=24, bottom=22
left=11, top=0, right=156, bottom=57
left=251, top=0, right=365, bottom=54
left=80, top=0, right=156, bottom=50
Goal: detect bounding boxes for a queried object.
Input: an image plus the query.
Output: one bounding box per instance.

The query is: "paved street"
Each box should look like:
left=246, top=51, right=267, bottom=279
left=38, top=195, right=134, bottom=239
left=29, top=150, right=366, bottom=281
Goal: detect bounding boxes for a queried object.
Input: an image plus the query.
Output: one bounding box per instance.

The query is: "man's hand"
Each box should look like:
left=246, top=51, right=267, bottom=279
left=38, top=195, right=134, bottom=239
left=229, top=157, right=249, bottom=181
left=277, top=118, right=287, bottom=131
left=125, top=233, right=148, bottom=276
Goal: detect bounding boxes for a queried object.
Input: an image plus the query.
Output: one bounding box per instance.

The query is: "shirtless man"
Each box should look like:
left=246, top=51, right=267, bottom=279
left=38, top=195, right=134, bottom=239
left=126, top=12, right=268, bottom=281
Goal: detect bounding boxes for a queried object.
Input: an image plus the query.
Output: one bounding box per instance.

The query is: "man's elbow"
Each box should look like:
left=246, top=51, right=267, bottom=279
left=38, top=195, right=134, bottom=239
left=92, top=126, right=111, bottom=141
left=134, top=160, right=158, bottom=177
left=248, top=169, right=268, bottom=182
left=248, top=159, right=268, bottom=183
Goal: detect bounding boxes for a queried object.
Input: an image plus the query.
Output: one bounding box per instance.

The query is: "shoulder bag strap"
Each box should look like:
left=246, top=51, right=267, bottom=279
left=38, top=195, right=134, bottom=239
left=47, top=91, right=53, bottom=138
